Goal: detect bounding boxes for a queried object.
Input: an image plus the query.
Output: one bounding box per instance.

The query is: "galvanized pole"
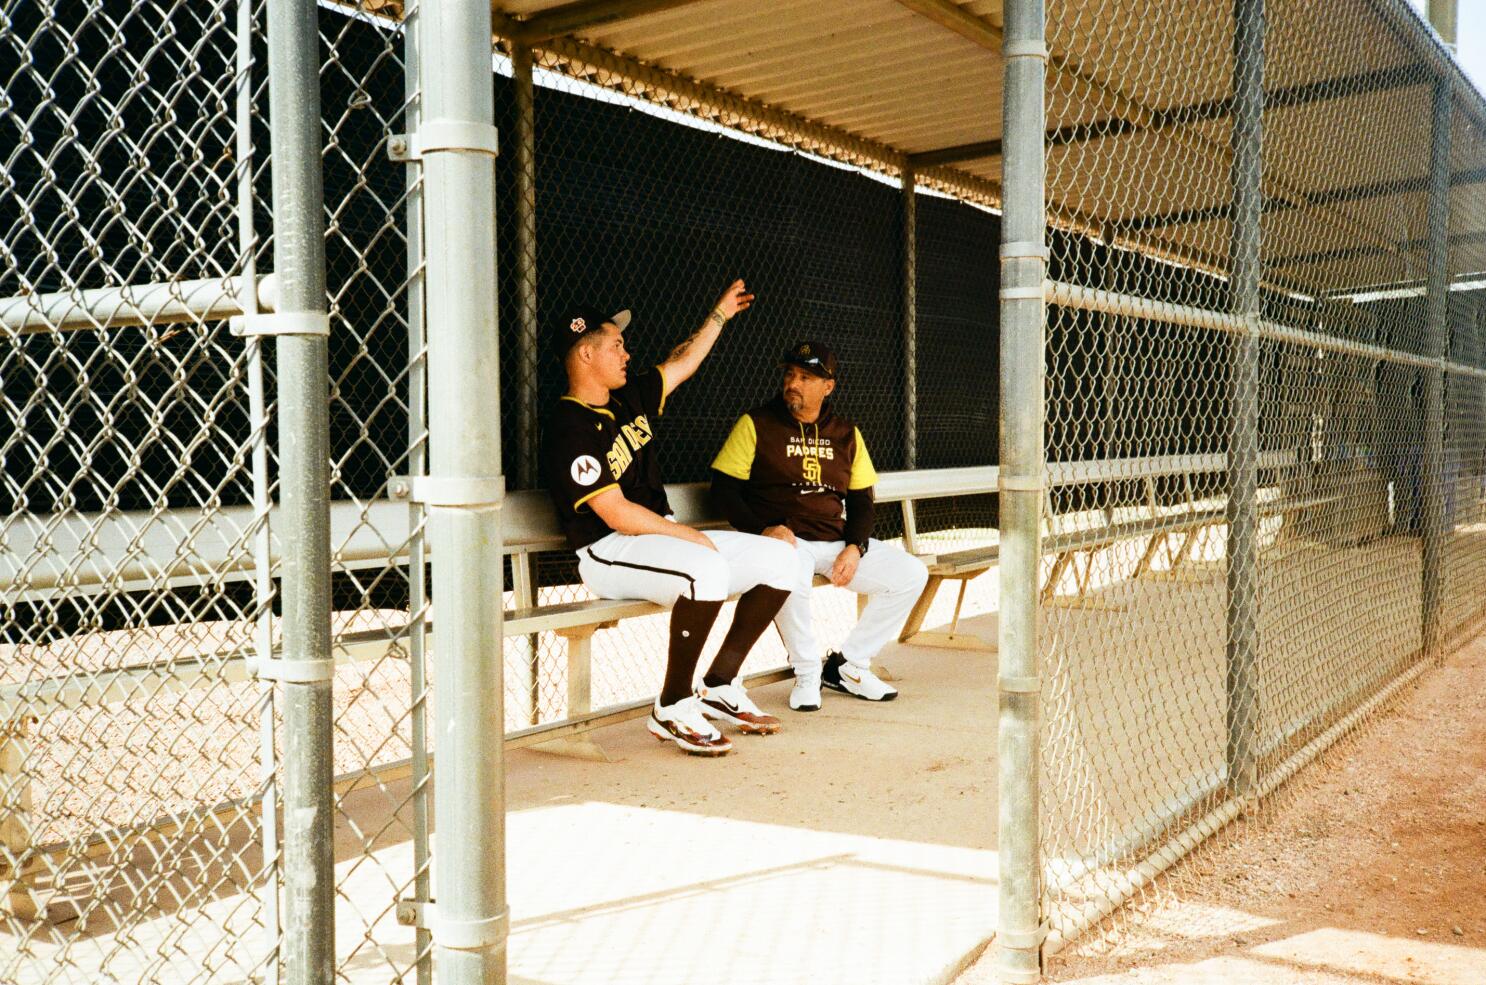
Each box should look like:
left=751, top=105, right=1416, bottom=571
left=997, top=0, right=1046, bottom=981
left=1422, top=77, right=1451, bottom=660
left=1225, top=0, right=1264, bottom=798
left=901, top=161, right=920, bottom=549
left=420, top=1, right=508, bottom=982
left=237, top=0, right=278, bottom=979
left=1428, top=0, right=1459, bottom=51
left=513, top=41, right=539, bottom=492
left=401, top=5, right=433, bottom=984
left=264, top=1, right=334, bottom=982
left=511, top=40, right=545, bottom=721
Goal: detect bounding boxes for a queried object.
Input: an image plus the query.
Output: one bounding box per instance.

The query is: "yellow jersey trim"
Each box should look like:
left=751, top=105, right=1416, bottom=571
left=573, top=482, right=619, bottom=511
left=561, top=395, right=615, bottom=420
left=848, top=427, right=879, bottom=489
left=710, top=414, right=757, bottom=480
left=656, top=365, right=669, bottom=416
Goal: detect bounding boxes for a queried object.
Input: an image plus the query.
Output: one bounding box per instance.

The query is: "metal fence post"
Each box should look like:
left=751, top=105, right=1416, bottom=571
left=513, top=41, right=540, bottom=492
left=902, top=161, right=918, bottom=470
left=1422, top=77, right=1451, bottom=660
left=1225, top=0, right=1265, bottom=798
left=419, top=1, right=508, bottom=982
left=265, top=1, right=335, bottom=981
left=238, top=0, right=278, bottom=979
left=998, top=0, right=1046, bottom=981
left=512, top=40, right=546, bottom=719
left=901, top=160, right=920, bottom=549
left=402, top=5, right=433, bottom=983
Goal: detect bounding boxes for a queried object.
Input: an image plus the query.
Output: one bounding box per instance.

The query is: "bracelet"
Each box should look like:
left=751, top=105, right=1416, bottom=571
left=710, top=307, right=728, bottom=325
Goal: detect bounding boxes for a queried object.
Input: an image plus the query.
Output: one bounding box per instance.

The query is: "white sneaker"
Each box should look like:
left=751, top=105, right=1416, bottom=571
left=698, top=681, right=782, bottom=734
left=789, top=670, right=822, bottom=712
left=822, top=651, right=898, bottom=701
left=647, top=696, right=732, bottom=756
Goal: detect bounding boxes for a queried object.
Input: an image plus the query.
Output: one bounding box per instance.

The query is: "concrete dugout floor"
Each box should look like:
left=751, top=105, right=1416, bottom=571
left=497, top=628, right=1003, bottom=985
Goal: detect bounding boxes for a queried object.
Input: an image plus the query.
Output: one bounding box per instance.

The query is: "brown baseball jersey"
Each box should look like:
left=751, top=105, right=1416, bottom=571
left=710, top=395, right=877, bottom=542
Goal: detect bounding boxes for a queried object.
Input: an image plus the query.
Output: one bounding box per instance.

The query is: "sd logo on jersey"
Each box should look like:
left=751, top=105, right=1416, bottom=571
left=571, top=455, right=602, bottom=486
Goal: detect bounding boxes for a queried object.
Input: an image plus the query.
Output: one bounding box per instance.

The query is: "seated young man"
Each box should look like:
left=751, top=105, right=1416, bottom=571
left=710, top=342, right=929, bottom=710
left=543, top=282, right=797, bottom=756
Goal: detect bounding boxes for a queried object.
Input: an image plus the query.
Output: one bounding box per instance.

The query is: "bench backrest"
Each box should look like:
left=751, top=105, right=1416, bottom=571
left=3, top=452, right=1309, bottom=601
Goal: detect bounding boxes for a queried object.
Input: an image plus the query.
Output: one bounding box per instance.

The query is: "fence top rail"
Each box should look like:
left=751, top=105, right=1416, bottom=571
left=0, top=454, right=1327, bottom=600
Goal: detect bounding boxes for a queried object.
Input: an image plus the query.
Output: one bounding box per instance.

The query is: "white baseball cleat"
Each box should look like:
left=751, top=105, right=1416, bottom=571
left=697, top=681, right=782, bottom=734
left=789, top=669, right=822, bottom=712
left=822, top=651, right=898, bottom=701
left=647, top=696, right=733, bottom=755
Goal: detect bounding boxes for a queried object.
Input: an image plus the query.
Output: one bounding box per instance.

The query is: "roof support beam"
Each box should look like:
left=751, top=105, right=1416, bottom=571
left=907, top=64, right=1430, bottom=169
left=1124, top=164, right=1486, bottom=231
left=1269, top=229, right=1486, bottom=270
left=891, top=0, right=1002, bottom=49
left=909, top=139, right=1001, bottom=167
left=896, top=0, right=1407, bottom=255
left=510, top=0, right=705, bottom=44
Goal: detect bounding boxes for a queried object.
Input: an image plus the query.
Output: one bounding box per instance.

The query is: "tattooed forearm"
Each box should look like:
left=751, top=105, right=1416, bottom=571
left=668, top=310, right=724, bottom=362
left=668, top=329, right=704, bottom=362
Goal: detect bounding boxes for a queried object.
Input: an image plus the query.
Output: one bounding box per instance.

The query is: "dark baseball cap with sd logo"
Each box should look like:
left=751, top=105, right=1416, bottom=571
left=780, top=340, right=837, bottom=379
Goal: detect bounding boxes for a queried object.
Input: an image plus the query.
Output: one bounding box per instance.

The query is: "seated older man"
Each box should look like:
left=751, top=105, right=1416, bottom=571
left=710, top=342, right=928, bottom=711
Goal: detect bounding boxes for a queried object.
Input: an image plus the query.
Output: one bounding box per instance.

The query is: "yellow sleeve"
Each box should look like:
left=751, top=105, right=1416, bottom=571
left=848, top=427, right=878, bottom=489
left=710, top=415, right=757, bottom=480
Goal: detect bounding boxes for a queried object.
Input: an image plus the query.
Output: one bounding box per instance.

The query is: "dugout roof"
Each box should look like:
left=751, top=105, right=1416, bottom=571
left=482, top=0, right=1486, bottom=298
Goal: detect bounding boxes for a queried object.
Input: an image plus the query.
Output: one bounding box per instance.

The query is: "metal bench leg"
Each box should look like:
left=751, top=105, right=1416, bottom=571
left=1040, top=550, right=1073, bottom=603
left=511, top=552, right=541, bottom=727
left=902, top=572, right=992, bottom=650
left=1047, top=550, right=1128, bottom=610
left=531, top=624, right=614, bottom=762
left=1, top=718, right=39, bottom=919
left=1131, top=530, right=1166, bottom=580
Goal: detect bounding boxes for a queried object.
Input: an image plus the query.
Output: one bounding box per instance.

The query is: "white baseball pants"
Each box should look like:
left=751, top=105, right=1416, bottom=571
left=577, top=529, right=797, bottom=606
left=775, top=538, right=929, bottom=672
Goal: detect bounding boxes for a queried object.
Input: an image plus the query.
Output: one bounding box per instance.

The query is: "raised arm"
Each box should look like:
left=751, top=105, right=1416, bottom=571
left=659, top=279, right=754, bottom=398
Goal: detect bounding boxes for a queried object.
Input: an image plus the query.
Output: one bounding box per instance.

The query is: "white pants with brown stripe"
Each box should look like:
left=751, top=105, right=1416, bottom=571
left=577, top=529, right=798, bottom=606
left=776, top=538, right=929, bottom=673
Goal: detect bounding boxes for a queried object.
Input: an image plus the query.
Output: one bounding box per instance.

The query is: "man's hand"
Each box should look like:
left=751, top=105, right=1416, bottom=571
left=678, top=524, right=719, bottom=551
left=761, top=524, right=797, bottom=546
left=830, top=544, right=861, bottom=587
left=661, top=279, right=756, bottom=397
left=713, top=279, right=755, bottom=322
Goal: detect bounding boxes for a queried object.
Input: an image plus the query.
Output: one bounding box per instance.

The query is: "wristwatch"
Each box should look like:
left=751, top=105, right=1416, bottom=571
left=852, top=540, right=870, bottom=557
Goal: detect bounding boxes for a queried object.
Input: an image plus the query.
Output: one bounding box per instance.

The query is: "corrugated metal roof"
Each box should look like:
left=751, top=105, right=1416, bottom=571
left=488, top=0, right=1486, bottom=295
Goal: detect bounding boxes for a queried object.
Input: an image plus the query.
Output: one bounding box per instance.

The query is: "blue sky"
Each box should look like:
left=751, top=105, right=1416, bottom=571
left=1406, top=0, right=1486, bottom=90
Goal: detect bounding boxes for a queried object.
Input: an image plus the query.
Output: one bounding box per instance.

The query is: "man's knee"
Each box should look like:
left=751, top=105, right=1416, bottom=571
left=689, top=551, right=732, bottom=602
left=906, top=552, right=930, bottom=591
left=793, top=543, right=817, bottom=591
left=752, top=535, right=805, bottom=592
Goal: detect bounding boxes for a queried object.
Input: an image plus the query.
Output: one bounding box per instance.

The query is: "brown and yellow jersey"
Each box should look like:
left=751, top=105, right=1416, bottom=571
left=710, top=395, right=877, bottom=542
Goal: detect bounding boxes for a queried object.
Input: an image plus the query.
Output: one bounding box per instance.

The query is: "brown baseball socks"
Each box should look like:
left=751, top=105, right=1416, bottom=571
left=659, top=597, right=724, bottom=706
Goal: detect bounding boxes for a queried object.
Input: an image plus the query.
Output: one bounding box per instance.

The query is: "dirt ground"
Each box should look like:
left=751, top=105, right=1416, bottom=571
left=957, top=628, right=1486, bottom=985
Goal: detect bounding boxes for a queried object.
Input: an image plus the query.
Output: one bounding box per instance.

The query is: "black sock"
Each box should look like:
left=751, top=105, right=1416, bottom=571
left=660, top=597, right=723, bottom=706
left=703, top=585, right=791, bottom=688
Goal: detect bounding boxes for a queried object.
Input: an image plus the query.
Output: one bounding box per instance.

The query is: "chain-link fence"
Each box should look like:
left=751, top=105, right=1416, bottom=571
left=3, top=0, right=1485, bottom=983
left=1035, top=0, right=1486, bottom=962
left=1, top=1, right=1007, bottom=981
